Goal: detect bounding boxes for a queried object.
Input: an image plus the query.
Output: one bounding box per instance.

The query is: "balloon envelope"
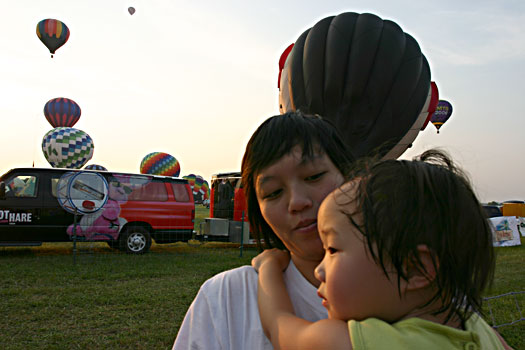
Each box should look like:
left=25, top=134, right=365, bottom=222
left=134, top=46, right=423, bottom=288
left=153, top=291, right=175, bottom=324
left=430, top=100, right=453, bottom=133
left=42, top=127, right=94, bottom=169
left=128, top=7, right=136, bottom=15
left=279, top=12, right=431, bottom=159
left=140, top=152, right=180, bottom=177
left=85, top=164, right=107, bottom=171
left=194, top=176, right=204, bottom=194
left=44, top=97, right=81, bottom=128
left=202, top=180, right=210, bottom=200
left=183, top=174, right=196, bottom=189
left=36, top=19, right=70, bottom=56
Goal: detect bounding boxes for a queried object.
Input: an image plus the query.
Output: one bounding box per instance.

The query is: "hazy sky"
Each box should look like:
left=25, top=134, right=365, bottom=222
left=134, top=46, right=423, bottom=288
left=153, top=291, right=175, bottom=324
left=1, top=0, right=524, bottom=202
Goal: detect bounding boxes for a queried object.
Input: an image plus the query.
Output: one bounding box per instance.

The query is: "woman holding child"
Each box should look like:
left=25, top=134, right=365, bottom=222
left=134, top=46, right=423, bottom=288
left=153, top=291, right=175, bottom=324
left=173, top=11, right=512, bottom=350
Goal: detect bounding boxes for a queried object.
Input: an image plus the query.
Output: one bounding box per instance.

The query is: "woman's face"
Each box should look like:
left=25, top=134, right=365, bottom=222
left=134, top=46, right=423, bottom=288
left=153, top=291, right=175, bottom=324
left=255, top=145, right=344, bottom=262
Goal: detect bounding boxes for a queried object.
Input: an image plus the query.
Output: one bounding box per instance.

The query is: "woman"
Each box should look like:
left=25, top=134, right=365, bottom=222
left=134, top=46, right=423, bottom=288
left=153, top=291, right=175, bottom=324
left=173, top=111, right=355, bottom=350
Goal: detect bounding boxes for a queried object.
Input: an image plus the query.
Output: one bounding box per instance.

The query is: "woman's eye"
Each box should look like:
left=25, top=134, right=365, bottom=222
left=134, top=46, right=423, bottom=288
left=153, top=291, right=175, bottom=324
left=327, top=247, right=337, bottom=255
left=305, top=171, right=326, bottom=181
left=263, top=189, right=282, bottom=200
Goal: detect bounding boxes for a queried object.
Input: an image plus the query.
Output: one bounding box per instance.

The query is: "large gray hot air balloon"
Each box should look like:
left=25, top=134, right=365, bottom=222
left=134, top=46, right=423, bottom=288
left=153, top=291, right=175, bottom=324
left=279, top=12, right=433, bottom=159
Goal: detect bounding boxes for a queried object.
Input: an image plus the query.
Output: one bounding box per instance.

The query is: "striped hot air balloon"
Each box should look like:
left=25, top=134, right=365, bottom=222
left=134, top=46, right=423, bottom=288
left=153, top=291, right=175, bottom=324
left=201, top=180, right=210, bottom=200
left=44, top=98, right=81, bottom=128
left=279, top=12, right=431, bottom=160
left=183, top=174, right=197, bottom=190
left=140, top=152, right=180, bottom=177
left=36, top=19, right=70, bottom=57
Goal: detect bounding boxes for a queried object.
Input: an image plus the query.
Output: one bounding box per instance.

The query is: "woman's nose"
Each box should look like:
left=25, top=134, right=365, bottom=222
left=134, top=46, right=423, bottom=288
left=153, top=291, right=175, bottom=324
left=288, top=185, right=312, bottom=213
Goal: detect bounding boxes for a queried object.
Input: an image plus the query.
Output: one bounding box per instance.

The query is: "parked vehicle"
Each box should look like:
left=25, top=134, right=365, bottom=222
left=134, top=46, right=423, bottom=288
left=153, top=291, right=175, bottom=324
left=0, top=168, right=195, bottom=254
left=482, top=204, right=503, bottom=218
left=199, top=172, right=249, bottom=243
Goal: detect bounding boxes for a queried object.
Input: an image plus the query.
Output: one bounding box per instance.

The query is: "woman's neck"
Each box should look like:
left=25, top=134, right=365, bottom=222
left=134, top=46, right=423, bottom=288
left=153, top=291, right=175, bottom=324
left=290, top=254, right=321, bottom=287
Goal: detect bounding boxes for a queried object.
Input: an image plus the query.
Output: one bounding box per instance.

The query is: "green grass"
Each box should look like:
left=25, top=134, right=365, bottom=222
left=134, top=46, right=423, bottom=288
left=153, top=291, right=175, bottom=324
left=194, top=204, right=210, bottom=235
left=0, top=237, right=523, bottom=349
left=0, top=243, right=258, bottom=349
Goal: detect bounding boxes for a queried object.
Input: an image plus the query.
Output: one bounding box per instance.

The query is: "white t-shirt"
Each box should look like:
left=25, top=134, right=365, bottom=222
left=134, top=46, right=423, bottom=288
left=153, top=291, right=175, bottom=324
left=172, top=260, right=327, bottom=350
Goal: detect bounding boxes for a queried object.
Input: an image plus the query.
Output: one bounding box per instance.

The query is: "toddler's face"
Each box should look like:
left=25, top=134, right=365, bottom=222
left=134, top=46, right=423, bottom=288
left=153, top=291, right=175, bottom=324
left=315, top=181, right=407, bottom=322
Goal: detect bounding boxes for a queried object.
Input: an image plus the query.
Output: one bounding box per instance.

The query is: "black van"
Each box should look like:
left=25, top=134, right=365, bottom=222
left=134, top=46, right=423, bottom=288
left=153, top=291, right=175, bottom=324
left=0, top=168, right=195, bottom=254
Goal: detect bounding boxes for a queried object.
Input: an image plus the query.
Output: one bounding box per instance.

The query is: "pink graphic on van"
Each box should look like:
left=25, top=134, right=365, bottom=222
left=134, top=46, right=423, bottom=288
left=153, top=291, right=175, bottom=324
left=66, top=175, right=131, bottom=240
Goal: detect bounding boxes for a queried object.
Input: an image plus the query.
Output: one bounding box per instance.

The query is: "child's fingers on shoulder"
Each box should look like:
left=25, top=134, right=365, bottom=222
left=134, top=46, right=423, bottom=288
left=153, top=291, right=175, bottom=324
left=251, top=249, right=290, bottom=271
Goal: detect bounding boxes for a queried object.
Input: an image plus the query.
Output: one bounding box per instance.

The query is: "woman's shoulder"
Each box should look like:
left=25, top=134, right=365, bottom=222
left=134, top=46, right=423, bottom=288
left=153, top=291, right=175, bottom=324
left=200, top=265, right=259, bottom=295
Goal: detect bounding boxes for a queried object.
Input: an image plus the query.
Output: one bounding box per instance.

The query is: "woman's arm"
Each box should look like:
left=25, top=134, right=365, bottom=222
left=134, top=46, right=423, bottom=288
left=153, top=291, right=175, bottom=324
left=253, top=249, right=352, bottom=350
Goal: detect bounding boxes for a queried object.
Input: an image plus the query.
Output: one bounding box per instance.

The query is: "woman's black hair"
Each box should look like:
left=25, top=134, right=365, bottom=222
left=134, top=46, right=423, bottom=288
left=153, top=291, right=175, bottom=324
left=342, top=149, right=495, bottom=324
left=241, top=111, right=355, bottom=249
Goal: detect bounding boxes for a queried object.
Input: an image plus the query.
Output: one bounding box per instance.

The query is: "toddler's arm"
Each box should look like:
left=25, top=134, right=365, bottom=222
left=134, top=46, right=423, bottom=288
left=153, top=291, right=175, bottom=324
left=252, top=249, right=352, bottom=350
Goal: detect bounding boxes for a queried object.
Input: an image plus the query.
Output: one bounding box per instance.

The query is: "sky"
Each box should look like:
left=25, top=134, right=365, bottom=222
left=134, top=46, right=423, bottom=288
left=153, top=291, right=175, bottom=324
left=1, top=0, right=524, bottom=203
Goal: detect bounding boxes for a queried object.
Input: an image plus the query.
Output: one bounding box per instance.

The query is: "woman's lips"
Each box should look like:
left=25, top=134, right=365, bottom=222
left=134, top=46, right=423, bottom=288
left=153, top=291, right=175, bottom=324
left=294, top=220, right=317, bottom=233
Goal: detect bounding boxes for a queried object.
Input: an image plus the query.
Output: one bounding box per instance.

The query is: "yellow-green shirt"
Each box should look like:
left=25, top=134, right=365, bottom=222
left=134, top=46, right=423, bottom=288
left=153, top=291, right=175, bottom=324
left=349, top=313, right=504, bottom=349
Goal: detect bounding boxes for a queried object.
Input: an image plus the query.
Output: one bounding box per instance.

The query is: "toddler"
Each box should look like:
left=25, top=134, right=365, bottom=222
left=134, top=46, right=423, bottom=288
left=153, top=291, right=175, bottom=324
left=253, top=150, right=512, bottom=349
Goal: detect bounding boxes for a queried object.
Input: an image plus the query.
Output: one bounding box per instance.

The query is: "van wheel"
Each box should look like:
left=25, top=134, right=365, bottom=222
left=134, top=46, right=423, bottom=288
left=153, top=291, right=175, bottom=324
left=119, top=226, right=152, bottom=254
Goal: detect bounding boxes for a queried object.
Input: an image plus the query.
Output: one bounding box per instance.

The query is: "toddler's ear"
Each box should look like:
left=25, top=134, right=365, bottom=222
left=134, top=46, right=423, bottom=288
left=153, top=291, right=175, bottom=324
left=405, top=245, right=438, bottom=291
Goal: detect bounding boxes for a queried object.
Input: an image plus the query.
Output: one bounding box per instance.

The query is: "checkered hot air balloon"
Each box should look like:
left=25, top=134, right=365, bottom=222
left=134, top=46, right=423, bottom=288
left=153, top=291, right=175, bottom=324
left=42, top=127, right=94, bottom=169
left=85, top=164, right=107, bottom=171
left=44, top=98, right=81, bottom=128
left=140, top=152, right=180, bottom=177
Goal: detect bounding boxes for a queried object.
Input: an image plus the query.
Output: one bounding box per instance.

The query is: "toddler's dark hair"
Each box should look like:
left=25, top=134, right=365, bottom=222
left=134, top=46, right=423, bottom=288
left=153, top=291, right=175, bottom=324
left=343, top=149, right=494, bottom=323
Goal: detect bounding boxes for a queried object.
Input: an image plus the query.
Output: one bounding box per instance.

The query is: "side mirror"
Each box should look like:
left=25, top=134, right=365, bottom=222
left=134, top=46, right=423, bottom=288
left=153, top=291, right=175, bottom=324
left=0, top=182, right=5, bottom=200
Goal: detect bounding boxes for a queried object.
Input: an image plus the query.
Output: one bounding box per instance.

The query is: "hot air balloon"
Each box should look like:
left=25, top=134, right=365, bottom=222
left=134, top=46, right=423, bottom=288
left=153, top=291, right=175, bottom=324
left=140, top=152, right=180, bottom=177
left=279, top=12, right=431, bottom=160
left=430, top=100, right=453, bottom=133
left=44, top=98, right=81, bottom=128
left=202, top=180, right=210, bottom=200
left=420, top=82, right=439, bottom=131
left=183, top=174, right=197, bottom=189
left=42, top=127, right=94, bottom=169
left=36, top=19, right=70, bottom=58
left=85, top=164, right=107, bottom=171
left=128, top=7, right=136, bottom=15
left=194, top=176, right=204, bottom=195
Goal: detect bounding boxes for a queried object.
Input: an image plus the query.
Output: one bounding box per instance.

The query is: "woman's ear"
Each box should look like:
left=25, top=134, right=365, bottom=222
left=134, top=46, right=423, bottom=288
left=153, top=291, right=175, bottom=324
left=404, top=245, right=438, bottom=291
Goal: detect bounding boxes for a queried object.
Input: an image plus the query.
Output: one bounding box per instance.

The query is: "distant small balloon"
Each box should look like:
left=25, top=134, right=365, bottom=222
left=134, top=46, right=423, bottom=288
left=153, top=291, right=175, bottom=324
left=128, top=7, right=136, bottom=15
left=430, top=100, right=453, bottom=134
left=36, top=19, right=70, bottom=58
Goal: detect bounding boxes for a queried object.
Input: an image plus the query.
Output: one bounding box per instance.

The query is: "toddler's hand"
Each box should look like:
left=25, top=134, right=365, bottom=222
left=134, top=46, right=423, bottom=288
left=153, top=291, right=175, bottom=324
left=252, top=248, right=290, bottom=273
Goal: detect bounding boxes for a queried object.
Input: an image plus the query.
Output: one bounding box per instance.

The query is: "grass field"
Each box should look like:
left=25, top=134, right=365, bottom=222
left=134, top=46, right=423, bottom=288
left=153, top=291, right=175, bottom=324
left=0, top=211, right=523, bottom=349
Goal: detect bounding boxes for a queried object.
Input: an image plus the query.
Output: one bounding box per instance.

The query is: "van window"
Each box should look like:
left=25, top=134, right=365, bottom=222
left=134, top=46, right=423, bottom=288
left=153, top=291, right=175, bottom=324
left=172, top=183, right=190, bottom=202
left=6, top=175, right=38, bottom=198
left=127, top=181, right=168, bottom=202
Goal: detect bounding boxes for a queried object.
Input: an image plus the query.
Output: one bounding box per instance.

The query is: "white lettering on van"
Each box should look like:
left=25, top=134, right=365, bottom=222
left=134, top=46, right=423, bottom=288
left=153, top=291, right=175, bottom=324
left=0, top=210, right=7, bottom=220
left=0, top=210, right=32, bottom=223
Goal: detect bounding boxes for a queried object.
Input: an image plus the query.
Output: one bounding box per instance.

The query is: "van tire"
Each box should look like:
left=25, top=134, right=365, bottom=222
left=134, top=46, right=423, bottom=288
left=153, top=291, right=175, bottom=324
left=119, top=226, right=152, bottom=254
